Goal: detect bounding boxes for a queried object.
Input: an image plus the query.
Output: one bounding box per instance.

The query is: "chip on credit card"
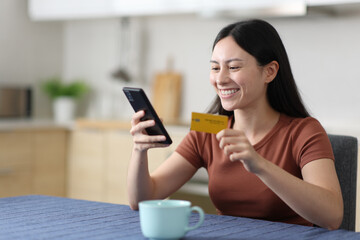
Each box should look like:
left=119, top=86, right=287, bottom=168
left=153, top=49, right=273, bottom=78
left=190, top=112, right=229, bottom=134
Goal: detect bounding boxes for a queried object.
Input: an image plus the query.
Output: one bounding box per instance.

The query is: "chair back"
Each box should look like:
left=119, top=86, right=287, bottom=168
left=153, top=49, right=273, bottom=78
left=328, top=134, right=358, bottom=231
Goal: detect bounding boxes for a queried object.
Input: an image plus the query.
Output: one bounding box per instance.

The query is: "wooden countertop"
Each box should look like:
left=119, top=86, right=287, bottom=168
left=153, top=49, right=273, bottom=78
left=74, top=118, right=131, bottom=130
left=74, top=118, right=189, bottom=132
left=0, top=118, right=189, bottom=132
left=0, top=118, right=71, bottom=131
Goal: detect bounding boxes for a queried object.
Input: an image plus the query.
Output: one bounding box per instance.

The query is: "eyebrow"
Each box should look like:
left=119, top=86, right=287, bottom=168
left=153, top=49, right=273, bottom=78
left=210, top=58, right=244, bottom=64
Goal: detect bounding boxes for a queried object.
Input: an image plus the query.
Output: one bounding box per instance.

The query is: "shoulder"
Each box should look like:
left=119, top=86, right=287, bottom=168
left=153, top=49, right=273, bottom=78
left=175, top=130, right=212, bottom=169
left=280, top=114, right=329, bottom=146
left=181, top=130, right=211, bottom=145
left=279, top=115, right=326, bottom=140
left=279, top=115, right=334, bottom=167
left=281, top=115, right=323, bottom=130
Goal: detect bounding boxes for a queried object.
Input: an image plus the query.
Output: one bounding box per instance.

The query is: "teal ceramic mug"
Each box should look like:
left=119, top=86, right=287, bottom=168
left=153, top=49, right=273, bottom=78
left=139, top=199, right=205, bottom=240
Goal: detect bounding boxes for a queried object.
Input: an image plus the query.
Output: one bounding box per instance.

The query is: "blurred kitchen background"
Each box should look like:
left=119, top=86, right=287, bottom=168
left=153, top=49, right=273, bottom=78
left=1, top=0, right=360, bottom=230
left=1, top=0, right=359, bottom=128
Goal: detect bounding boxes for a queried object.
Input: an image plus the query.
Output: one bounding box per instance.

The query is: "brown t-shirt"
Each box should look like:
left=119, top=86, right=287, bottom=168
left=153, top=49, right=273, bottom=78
left=175, top=114, right=334, bottom=226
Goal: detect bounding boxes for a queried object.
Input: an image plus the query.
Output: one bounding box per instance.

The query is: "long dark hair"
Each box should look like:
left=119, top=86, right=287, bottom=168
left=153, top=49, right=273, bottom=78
left=207, top=19, right=310, bottom=118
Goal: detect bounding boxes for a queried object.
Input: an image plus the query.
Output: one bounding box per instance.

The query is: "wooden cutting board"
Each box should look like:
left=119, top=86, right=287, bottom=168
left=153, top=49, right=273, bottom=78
left=152, top=71, right=182, bottom=124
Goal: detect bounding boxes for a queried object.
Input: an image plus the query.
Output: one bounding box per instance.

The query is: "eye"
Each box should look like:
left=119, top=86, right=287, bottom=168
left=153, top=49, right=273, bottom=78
left=211, top=65, right=220, bottom=71
left=229, top=66, right=240, bottom=71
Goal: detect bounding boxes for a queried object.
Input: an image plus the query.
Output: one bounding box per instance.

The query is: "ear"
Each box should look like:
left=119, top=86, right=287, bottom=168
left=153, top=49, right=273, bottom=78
left=264, top=61, right=279, bottom=83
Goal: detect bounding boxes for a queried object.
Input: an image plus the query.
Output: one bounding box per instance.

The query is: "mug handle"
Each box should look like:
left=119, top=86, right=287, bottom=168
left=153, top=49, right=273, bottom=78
left=185, top=206, right=205, bottom=232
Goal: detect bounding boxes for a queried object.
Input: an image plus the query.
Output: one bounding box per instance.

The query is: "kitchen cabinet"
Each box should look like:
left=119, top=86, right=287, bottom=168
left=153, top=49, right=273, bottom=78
left=67, top=122, right=186, bottom=205
left=0, top=132, right=33, bottom=197
left=28, top=0, right=199, bottom=20
left=307, top=0, right=360, bottom=5
left=0, top=128, right=68, bottom=198
left=29, top=0, right=116, bottom=21
left=29, top=0, right=360, bottom=21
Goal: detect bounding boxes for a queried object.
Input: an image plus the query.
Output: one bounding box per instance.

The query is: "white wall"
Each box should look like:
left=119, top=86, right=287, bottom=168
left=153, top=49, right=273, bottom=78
left=62, top=18, right=146, bottom=119
left=0, top=0, right=63, bottom=118
left=271, top=16, right=360, bottom=131
left=63, top=18, right=119, bottom=118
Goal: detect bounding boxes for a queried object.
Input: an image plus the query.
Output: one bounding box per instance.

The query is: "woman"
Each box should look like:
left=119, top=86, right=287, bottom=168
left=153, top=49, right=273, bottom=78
left=127, top=19, right=343, bottom=230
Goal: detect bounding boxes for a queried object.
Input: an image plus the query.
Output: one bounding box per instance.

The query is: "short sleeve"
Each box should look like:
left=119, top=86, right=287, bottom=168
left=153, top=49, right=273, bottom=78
left=291, top=117, right=334, bottom=168
left=175, top=130, right=207, bottom=169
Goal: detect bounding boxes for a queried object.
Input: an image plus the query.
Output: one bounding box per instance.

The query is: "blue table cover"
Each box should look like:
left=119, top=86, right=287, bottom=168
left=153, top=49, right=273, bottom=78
left=0, top=195, right=359, bottom=240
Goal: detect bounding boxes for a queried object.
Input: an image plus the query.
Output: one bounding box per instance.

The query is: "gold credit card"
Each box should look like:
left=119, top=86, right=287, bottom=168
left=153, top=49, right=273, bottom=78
left=190, top=112, right=229, bottom=134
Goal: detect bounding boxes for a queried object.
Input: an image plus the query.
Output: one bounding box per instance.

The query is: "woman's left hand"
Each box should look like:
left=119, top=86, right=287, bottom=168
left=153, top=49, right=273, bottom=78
left=216, top=129, right=266, bottom=174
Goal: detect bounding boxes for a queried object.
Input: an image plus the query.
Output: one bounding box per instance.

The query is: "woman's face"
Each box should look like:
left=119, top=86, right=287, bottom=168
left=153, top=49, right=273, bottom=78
left=210, top=36, right=270, bottom=112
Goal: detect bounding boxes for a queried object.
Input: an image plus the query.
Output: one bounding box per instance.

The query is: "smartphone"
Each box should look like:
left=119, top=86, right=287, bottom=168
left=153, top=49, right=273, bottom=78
left=123, top=87, right=172, bottom=145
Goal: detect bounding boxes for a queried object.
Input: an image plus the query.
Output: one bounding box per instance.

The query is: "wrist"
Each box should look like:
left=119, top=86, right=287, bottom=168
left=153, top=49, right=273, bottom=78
left=132, top=146, right=149, bottom=158
left=133, top=144, right=149, bottom=153
left=254, top=156, right=270, bottom=176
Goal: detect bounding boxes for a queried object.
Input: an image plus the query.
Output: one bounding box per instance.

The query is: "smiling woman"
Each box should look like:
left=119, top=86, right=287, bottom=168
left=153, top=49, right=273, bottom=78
left=127, top=19, right=343, bottom=230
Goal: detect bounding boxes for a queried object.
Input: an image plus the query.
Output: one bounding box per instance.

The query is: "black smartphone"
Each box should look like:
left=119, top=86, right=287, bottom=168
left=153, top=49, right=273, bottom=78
left=123, top=87, right=172, bottom=145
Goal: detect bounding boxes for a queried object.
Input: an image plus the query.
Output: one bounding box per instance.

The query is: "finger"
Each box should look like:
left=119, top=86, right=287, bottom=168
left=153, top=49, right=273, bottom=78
left=216, top=129, right=225, bottom=140
left=131, top=110, right=145, bottom=126
left=216, top=129, right=233, bottom=141
left=130, top=119, right=155, bottom=136
left=219, top=135, right=247, bottom=149
left=223, top=144, right=240, bottom=156
left=223, top=142, right=250, bottom=156
left=216, top=129, right=245, bottom=140
left=229, top=153, right=240, bottom=162
left=224, top=129, right=245, bottom=136
left=227, top=135, right=247, bottom=143
left=134, top=134, right=166, bottom=144
left=230, top=147, right=252, bottom=161
left=229, top=152, right=245, bottom=162
left=133, top=135, right=169, bottom=150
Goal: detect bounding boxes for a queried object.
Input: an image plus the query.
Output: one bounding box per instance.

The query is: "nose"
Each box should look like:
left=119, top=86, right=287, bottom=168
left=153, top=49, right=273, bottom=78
left=216, top=68, right=230, bottom=85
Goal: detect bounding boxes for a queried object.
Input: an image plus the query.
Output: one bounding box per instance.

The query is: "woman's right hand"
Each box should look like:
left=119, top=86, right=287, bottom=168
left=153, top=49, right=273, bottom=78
left=130, top=110, right=169, bottom=152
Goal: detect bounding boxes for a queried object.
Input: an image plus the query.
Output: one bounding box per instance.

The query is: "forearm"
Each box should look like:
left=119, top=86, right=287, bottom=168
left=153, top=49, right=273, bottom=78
left=256, top=160, right=343, bottom=230
left=127, top=148, right=155, bottom=210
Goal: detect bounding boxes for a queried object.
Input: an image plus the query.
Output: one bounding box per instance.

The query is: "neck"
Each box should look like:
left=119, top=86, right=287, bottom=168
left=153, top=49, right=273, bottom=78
left=232, top=105, right=280, bottom=145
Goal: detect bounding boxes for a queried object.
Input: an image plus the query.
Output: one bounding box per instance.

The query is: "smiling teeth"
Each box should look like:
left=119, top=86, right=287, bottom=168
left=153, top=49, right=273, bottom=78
left=220, top=89, right=238, bottom=95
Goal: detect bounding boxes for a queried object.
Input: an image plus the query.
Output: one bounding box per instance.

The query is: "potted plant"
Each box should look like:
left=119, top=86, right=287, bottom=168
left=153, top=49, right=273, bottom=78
left=41, top=77, right=89, bottom=123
